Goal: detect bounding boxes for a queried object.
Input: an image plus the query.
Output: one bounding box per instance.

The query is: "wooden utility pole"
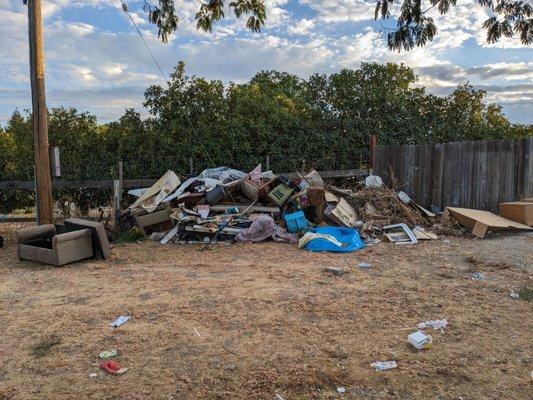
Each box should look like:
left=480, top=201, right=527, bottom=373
left=27, top=0, right=53, bottom=224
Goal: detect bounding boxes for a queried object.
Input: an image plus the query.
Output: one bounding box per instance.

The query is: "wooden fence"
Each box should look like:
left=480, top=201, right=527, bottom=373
left=374, top=137, right=533, bottom=212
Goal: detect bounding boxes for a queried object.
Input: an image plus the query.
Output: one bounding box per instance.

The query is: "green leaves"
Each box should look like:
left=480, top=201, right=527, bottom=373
left=1, top=62, right=530, bottom=214
left=142, top=0, right=266, bottom=38
left=375, top=0, right=532, bottom=50
left=143, top=1, right=179, bottom=43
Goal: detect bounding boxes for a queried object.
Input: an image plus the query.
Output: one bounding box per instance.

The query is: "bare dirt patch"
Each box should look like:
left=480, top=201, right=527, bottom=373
left=0, top=224, right=532, bottom=399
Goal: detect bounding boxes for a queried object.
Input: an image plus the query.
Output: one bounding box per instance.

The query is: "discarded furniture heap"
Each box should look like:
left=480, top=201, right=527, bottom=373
left=117, top=166, right=453, bottom=252
left=14, top=166, right=532, bottom=266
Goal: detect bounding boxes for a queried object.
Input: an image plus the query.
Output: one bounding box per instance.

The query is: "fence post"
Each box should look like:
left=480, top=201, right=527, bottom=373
left=369, top=135, right=377, bottom=172
left=265, top=155, right=270, bottom=171
left=113, top=161, right=123, bottom=227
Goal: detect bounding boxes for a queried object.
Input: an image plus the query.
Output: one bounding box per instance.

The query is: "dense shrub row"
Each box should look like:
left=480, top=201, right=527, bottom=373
left=1, top=62, right=530, bottom=213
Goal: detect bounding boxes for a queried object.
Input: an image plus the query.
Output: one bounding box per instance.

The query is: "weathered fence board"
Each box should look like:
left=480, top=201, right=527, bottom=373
left=374, top=137, right=533, bottom=212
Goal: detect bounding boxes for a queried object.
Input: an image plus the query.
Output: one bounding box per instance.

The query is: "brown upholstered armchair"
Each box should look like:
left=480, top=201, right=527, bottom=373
left=16, top=224, right=94, bottom=266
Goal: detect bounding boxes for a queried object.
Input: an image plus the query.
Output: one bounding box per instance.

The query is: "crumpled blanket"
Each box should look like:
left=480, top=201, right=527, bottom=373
left=235, top=215, right=298, bottom=244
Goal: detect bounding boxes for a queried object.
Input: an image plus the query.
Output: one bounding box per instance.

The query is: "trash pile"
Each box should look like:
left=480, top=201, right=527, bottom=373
left=117, top=166, right=439, bottom=252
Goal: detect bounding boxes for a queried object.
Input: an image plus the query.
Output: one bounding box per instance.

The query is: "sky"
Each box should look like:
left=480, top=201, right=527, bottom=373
left=0, top=0, right=532, bottom=125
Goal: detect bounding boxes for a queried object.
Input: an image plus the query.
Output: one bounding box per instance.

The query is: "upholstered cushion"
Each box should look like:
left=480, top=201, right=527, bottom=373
left=63, top=218, right=111, bottom=260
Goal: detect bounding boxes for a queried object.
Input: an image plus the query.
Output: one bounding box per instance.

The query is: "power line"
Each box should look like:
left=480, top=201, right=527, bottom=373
left=118, top=1, right=225, bottom=181
left=120, top=0, right=166, bottom=81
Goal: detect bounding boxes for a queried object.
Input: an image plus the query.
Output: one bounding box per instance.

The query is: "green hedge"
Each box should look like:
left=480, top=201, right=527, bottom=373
left=1, top=62, right=531, bottom=214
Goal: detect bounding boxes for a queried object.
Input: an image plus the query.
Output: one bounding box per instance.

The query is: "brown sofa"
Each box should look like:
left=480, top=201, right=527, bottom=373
left=17, top=224, right=94, bottom=266
left=16, top=218, right=111, bottom=266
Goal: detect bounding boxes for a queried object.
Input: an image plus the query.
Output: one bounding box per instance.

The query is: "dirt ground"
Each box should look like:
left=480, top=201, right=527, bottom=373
left=0, top=224, right=532, bottom=400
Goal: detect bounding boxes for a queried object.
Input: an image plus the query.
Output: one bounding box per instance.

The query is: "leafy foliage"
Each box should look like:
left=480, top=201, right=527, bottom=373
left=143, top=1, right=179, bottom=43
left=140, top=1, right=531, bottom=49
left=375, top=0, right=532, bottom=51
left=143, top=0, right=266, bottom=39
left=0, top=62, right=531, bottom=213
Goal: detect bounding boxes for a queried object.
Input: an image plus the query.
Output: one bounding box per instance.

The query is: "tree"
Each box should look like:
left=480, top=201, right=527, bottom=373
left=375, top=0, right=532, bottom=51
left=143, top=1, right=531, bottom=49
left=143, top=0, right=266, bottom=42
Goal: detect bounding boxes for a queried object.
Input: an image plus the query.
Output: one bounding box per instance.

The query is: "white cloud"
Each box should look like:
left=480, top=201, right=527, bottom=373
left=298, top=0, right=375, bottom=23
left=288, top=19, right=316, bottom=36
left=0, top=0, right=531, bottom=125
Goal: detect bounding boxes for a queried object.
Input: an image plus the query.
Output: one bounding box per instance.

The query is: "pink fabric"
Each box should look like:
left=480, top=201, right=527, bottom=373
left=236, top=215, right=298, bottom=244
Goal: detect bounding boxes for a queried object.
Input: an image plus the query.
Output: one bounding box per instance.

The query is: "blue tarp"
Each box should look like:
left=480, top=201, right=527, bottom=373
left=303, top=226, right=365, bottom=253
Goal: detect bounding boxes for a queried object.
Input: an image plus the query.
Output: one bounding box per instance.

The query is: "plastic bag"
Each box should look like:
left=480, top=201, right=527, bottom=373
left=197, top=167, right=247, bottom=184
left=301, top=226, right=364, bottom=253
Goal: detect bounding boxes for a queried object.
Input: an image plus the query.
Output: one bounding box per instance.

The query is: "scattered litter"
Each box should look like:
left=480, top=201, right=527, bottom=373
left=275, top=394, right=285, bottom=400
left=357, top=262, right=371, bottom=269
left=365, top=175, right=383, bottom=189
left=110, top=315, right=131, bottom=328
left=412, top=225, right=438, bottom=240
left=398, top=191, right=436, bottom=217
left=193, top=328, right=202, bottom=338
left=471, top=272, right=485, bottom=281
left=417, top=319, right=447, bottom=331
left=383, top=223, right=418, bottom=245
left=149, top=231, right=168, bottom=241
left=89, top=373, right=97, bottom=378
left=370, top=361, right=397, bottom=371
left=408, top=331, right=433, bottom=350
left=99, top=349, right=118, bottom=360
left=336, top=386, right=346, bottom=394
left=160, top=225, right=179, bottom=244
left=510, top=291, right=520, bottom=300
left=442, top=239, right=450, bottom=243
left=325, top=267, right=344, bottom=276
left=100, top=360, right=128, bottom=375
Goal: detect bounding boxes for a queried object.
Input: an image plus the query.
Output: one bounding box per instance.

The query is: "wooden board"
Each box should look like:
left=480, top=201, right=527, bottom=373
left=499, top=202, right=533, bottom=226
left=443, top=207, right=533, bottom=238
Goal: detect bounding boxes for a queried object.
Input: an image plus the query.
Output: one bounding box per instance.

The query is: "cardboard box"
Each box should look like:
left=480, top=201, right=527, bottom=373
left=499, top=201, right=533, bottom=226
left=444, top=207, right=532, bottom=238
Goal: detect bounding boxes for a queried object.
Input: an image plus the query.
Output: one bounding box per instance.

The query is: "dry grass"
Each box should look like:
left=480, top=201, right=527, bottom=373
left=0, top=223, right=532, bottom=399
left=30, top=336, right=62, bottom=359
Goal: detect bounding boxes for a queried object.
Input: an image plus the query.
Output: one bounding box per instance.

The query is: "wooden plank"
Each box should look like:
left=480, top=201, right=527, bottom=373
left=515, top=138, right=525, bottom=200
left=423, top=143, right=433, bottom=208
left=462, top=141, right=475, bottom=208
left=484, top=140, right=497, bottom=212
left=523, top=136, right=533, bottom=198
left=452, top=141, right=463, bottom=207
left=502, top=140, right=516, bottom=204
left=443, top=142, right=454, bottom=207
left=472, top=140, right=488, bottom=210
left=412, top=144, right=422, bottom=203
left=431, top=143, right=444, bottom=210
